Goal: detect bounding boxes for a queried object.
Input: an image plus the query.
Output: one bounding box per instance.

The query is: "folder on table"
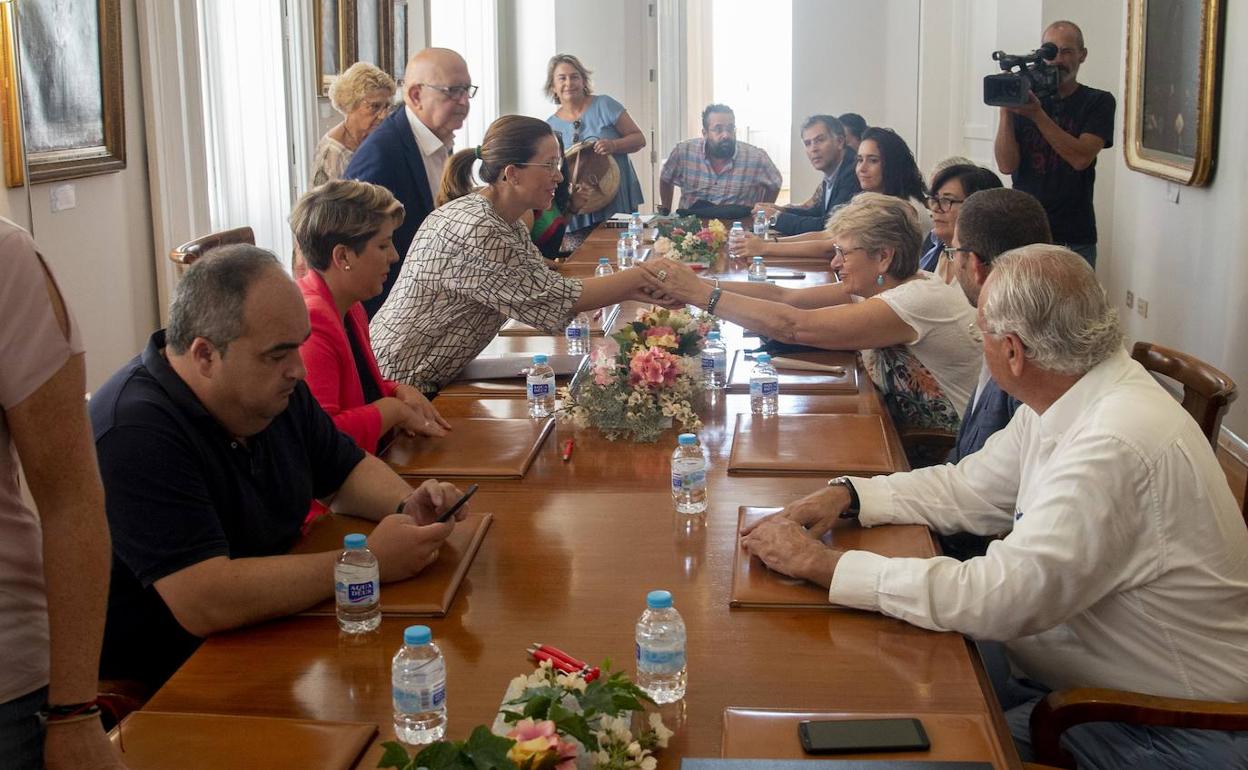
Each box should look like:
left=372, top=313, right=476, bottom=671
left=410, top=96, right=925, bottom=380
left=458, top=353, right=583, bottom=380
left=384, top=417, right=554, bottom=478
left=293, top=511, right=492, bottom=616
left=730, top=507, right=936, bottom=609
left=713, top=706, right=1001, bottom=766
left=108, top=711, right=375, bottom=770
left=726, top=350, right=858, bottom=394
left=727, top=413, right=897, bottom=476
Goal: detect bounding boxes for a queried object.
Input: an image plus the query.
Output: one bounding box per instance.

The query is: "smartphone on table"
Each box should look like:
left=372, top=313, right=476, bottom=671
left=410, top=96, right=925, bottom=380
left=798, top=717, right=930, bottom=754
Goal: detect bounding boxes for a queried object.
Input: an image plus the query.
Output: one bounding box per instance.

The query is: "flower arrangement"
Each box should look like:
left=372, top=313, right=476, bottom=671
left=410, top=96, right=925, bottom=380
left=378, top=659, right=673, bottom=770
left=652, top=218, right=727, bottom=267
left=558, top=306, right=712, bottom=443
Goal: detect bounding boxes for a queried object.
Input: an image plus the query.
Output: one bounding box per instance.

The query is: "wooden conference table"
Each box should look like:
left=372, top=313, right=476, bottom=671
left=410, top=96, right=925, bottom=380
left=139, top=224, right=1022, bottom=769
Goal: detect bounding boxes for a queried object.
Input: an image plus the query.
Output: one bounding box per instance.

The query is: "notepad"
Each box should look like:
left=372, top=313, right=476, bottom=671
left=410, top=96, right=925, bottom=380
left=293, top=512, right=492, bottom=616
left=727, top=414, right=897, bottom=476
left=458, top=353, right=584, bottom=380
left=384, top=417, right=554, bottom=478
left=726, top=350, right=858, bottom=394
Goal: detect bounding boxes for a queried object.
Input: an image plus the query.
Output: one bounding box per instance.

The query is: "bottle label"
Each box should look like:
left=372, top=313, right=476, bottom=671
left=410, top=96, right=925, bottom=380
left=566, top=326, right=584, bottom=339
left=527, top=376, right=554, bottom=399
left=700, top=355, right=714, bottom=371
left=750, top=379, right=779, bottom=396
left=636, top=642, right=686, bottom=675
left=680, top=469, right=706, bottom=491
left=335, top=578, right=378, bottom=606
left=393, top=680, right=446, bottom=712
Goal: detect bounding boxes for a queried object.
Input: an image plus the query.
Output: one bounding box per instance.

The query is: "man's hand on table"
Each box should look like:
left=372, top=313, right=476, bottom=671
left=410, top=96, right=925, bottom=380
left=369, top=480, right=464, bottom=581
left=741, top=517, right=843, bottom=589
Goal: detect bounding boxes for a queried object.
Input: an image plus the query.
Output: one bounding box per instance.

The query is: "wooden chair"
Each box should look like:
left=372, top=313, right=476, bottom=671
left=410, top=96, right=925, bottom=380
left=1131, top=341, right=1237, bottom=448
left=169, top=226, right=256, bottom=269
left=1029, top=687, right=1248, bottom=768
left=898, top=426, right=957, bottom=469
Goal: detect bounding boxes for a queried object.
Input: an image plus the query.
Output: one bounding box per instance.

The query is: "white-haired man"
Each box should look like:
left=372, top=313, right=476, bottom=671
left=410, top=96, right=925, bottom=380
left=742, top=247, right=1248, bottom=767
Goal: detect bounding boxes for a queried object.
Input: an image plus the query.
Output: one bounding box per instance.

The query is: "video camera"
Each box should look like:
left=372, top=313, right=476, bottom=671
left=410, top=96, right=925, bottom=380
left=983, top=42, right=1059, bottom=107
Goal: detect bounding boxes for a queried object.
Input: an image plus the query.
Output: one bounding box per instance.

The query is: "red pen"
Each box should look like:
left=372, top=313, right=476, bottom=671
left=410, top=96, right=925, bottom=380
left=527, top=643, right=600, bottom=682
left=561, top=439, right=574, bottom=461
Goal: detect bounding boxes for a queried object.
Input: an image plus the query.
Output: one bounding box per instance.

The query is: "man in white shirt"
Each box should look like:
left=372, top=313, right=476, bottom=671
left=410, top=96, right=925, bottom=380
left=346, top=48, right=474, bottom=317
left=742, top=246, right=1248, bottom=768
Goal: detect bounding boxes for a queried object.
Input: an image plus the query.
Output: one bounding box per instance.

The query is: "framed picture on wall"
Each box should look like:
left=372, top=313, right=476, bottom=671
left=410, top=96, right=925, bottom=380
left=0, top=0, right=126, bottom=188
left=1123, top=0, right=1224, bottom=186
left=315, top=0, right=408, bottom=97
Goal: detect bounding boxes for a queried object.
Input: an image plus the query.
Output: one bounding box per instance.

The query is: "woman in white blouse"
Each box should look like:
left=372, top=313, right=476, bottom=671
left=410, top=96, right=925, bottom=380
left=643, top=192, right=980, bottom=448
left=370, top=115, right=677, bottom=394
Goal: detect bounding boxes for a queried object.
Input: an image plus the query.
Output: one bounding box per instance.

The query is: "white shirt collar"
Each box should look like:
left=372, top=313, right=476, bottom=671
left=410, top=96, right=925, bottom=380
left=406, top=105, right=452, bottom=158
left=1037, top=347, right=1132, bottom=440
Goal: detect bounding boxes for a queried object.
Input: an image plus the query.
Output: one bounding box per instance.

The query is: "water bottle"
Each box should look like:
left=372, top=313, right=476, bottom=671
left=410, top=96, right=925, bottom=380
left=748, top=256, right=767, bottom=282
left=753, top=208, right=769, bottom=239
left=616, top=233, right=633, bottom=269
left=750, top=353, right=780, bottom=416
left=635, top=590, right=687, bottom=704
left=628, top=211, right=644, bottom=244
left=392, top=625, right=447, bottom=744
left=596, top=256, right=615, bottom=277
left=565, top=312, right=591, bottom=354
left=335, top=534, right=380, bottom=633
left=670, top=433, right=708, bottom=515
left=700, top=330, right=726, bottom=390
left=527, top=354, right=556, bottom=418
left=727, top=221, right=745, bottom=259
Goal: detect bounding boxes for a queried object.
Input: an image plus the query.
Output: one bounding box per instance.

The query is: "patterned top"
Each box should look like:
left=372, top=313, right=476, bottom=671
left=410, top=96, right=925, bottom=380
left=311, top=134, right=352, bottom=186
left=370, top=193, right=583, bottom=393
left=659, top=138, right=782, bottom=207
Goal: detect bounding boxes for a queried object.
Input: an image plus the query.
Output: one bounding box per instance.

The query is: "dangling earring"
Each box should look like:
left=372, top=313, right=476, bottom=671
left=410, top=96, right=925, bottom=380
left=343, top=261, right=352, bottom=271
left=875, top=273, right=885, bottom=287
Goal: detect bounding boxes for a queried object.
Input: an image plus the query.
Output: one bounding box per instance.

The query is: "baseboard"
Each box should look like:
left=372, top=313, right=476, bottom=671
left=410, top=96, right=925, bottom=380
left=1220, top=427, right=1248, bottom=466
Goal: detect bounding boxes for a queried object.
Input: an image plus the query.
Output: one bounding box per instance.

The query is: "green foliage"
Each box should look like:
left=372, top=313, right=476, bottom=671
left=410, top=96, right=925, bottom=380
left=377, top=727, right=518, bottom=770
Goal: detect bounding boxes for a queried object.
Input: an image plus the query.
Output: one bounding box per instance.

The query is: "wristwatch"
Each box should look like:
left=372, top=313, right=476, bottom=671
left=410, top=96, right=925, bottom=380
left=827, top=476, right=860, bottom=519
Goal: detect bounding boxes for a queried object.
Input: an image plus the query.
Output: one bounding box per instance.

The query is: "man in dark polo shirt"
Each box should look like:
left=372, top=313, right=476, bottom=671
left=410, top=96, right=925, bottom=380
left=91, top=246, right=466, bottom=687
left=993, top=20, right=1114, bottom=268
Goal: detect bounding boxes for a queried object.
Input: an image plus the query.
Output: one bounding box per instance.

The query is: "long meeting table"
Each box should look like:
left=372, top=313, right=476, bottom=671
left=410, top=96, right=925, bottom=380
left=136, top=223, right=1023, bottom=769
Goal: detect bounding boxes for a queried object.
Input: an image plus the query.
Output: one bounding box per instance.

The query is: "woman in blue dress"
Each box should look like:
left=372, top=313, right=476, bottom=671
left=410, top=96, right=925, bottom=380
left=544, top=54, right=646, bottom=251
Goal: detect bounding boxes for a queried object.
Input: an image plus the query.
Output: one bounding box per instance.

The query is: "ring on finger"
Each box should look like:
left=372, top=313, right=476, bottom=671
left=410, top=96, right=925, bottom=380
left=657, top=269, right=669, bottom=282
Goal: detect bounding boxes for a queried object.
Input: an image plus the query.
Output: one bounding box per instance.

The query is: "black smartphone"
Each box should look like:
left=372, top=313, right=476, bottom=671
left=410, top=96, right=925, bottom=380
left=797, top=718, right=930, bottom=754
left=436, top=483, right=478, bottom=523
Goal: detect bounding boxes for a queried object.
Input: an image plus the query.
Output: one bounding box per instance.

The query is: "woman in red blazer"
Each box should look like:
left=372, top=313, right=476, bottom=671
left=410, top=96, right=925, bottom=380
left=291, top=179, right=450, bottom=458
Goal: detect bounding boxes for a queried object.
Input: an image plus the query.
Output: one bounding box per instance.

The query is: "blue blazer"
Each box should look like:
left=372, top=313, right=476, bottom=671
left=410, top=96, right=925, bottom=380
left=774, top=147, right=860, bottom=236
left=949, top=376, right=1021, bottom=463
left=344, top=109, right=435, bottom=318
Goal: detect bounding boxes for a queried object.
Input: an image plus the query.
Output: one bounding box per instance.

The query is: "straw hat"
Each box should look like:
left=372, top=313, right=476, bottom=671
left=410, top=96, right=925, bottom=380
left=564, top=140, right=620, bottom=214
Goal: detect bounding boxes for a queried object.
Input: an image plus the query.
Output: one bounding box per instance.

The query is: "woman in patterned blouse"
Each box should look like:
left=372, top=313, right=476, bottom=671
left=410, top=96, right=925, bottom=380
left=369, top=115, right=678, bottom=395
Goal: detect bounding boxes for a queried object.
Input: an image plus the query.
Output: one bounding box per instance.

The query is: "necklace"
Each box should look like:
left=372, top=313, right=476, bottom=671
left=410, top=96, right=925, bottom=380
left=342, top=124, right=362, bottom=150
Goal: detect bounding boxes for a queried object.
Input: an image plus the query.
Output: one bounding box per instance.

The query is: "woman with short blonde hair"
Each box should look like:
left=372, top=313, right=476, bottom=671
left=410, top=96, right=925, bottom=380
left=311, top=62, right=397, bottom=185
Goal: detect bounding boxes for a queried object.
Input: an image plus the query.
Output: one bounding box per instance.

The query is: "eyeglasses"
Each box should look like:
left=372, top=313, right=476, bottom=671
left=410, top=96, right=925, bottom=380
left=942, top=246, right=976, bottom=261
left=514, top=160, right=563, bottom=174
left=419, top=83, right=478, bottom=100
left=925, top=195, right=965, bottom=213
left=831, top=244, right=871, bottom=260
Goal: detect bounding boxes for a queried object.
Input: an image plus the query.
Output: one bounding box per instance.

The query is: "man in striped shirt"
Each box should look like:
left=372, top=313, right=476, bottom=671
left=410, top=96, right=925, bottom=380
left=658, top=104, right=782, bottom=213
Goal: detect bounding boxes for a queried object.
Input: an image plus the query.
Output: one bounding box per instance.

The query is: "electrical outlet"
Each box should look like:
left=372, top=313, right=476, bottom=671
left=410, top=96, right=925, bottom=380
left=1125, top=290, right=1134, bottom=309
left=1137, top=299, right=1149, bottom=318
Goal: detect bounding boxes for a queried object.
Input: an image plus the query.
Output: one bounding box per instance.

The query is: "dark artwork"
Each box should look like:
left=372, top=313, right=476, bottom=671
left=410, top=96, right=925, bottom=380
left=17, top=0, right=104, bottom=153
left=321, top=0, right=341, bottom=80
left=1141, top=0, right=1200, bottom=159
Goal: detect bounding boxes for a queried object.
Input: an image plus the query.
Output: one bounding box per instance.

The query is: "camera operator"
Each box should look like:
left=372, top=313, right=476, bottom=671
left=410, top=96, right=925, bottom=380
left=993, top=20, right=1115, bottom=268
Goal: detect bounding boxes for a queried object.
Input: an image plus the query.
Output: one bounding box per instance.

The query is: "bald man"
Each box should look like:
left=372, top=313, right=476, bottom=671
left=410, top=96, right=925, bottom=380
left=345, top=48, right=474, bottom=317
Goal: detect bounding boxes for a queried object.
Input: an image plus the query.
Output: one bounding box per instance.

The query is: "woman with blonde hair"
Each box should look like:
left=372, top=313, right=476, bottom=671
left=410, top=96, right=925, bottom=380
left=371, top=115, right=678, bottom=395
left=311, top=62, right=397, bottom=185
left=642, top=192, right=980, bottom=444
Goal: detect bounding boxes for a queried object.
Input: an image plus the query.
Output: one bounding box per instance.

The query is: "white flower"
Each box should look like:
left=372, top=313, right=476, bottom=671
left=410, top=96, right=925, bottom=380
left=649, top=712, right=674, bottom=748
left=556, top=672, right=588, bottom=693
left=640, top=757, right=657, bottom=770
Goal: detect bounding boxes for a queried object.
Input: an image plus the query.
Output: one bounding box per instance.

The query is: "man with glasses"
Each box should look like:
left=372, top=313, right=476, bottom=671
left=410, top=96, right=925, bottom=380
left=994, top=20, right=1114, bottom=269
left=346, top=48, right=475, bottom=317
left=657, top=104, right=781, bottom=214
left=753, top=115, right=860, bottom=236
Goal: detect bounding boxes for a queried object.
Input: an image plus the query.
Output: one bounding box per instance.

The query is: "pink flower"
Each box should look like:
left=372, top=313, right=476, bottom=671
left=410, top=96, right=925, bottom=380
left=506, top=719, right=578, bottom=770
left=628, top=346, right=681, bottom=389
left=671, top=227, right=685, bottom=236
left=644, top=325, right=677, bottom=349
left=697, top=229, right=715, bottom=244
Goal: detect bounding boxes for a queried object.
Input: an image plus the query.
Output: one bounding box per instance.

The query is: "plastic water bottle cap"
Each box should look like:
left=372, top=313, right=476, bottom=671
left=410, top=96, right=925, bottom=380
left=753, top=256, right=764, bottom=262
left=756, top=353, right=771, bottom=363
left=404, top=625, right=432, bottom=645
left=646, top=590, right=673, bottom=609
left=599, top=257, right=609, bottom=264
left=707, top=331, right=720, bottom=340
left=343, top=533, right=367, bottom=549
left=619, top=232, right=628, bottom=239
left=533, top=354, right=548, bottom=365
left=678, top=433, right=697, bottom=446
left=732, top=221, right=742, bottom=228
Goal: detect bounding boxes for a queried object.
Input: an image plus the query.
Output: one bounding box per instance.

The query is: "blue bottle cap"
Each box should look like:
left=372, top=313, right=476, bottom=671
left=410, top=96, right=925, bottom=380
left=678, top=433, right=697, bottom=446
left=619, top=232, right=628, bottom=239
left=599, top=257, right=610, bottom=263
left=646, top=590, right=673, bottom=609
left=707, top=330, right=720, bottom=340
left=731, top=221, right=742, bottom=227
left=404, top=625, right=432, bottom=645
left=753, top=255, right=764, bottom=262
left=533, top=354, right=548, bottom=365
left=343, top=533, right=367, bottom=549
left=756, top=353, right=771, bottom=363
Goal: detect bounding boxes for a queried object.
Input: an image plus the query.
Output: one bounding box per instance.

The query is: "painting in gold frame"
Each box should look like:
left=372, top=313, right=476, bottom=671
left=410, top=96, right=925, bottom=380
left=0, top=0, right=126, bottom=188
left=1124, top=0, right=1223, bottom=186
left=315, top=0, right=406, bottom=98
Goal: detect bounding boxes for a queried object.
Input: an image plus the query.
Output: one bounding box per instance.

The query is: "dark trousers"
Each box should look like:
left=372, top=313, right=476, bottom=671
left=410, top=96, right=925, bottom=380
left=0, top=686, right=47, bottom=770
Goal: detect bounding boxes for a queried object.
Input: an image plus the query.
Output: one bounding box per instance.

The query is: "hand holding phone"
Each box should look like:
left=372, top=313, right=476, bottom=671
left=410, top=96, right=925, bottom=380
left=436, top=483, right=478, bottom=523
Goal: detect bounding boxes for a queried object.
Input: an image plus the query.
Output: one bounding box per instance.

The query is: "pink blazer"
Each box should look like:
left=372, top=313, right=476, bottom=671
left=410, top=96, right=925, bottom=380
left=298, top=271, right=398, bottom=454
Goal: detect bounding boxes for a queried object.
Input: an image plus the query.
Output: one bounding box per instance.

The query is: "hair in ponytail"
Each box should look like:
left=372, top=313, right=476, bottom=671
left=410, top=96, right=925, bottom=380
left=437, top=115, right=558, bottom=206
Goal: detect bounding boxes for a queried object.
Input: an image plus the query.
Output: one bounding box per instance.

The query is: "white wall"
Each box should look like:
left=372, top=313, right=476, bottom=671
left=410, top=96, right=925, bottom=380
left=4, top=0, right=158, bottom=392
left=790, top=0, right=920, bottom=201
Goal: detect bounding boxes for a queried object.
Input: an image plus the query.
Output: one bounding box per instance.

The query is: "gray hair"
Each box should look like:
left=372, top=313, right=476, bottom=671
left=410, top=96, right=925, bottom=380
left=328, top=61, right=397, bottom=116
left=981, top=245, right=1122, bottom=376
left=167, top=245, right=282, bottom=355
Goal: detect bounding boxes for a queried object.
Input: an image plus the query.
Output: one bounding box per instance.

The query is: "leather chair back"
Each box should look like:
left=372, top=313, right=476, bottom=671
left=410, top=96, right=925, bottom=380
left=169, top=226, right=256, bottom=268
left=1131, top=341, right=1237, bottom=448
